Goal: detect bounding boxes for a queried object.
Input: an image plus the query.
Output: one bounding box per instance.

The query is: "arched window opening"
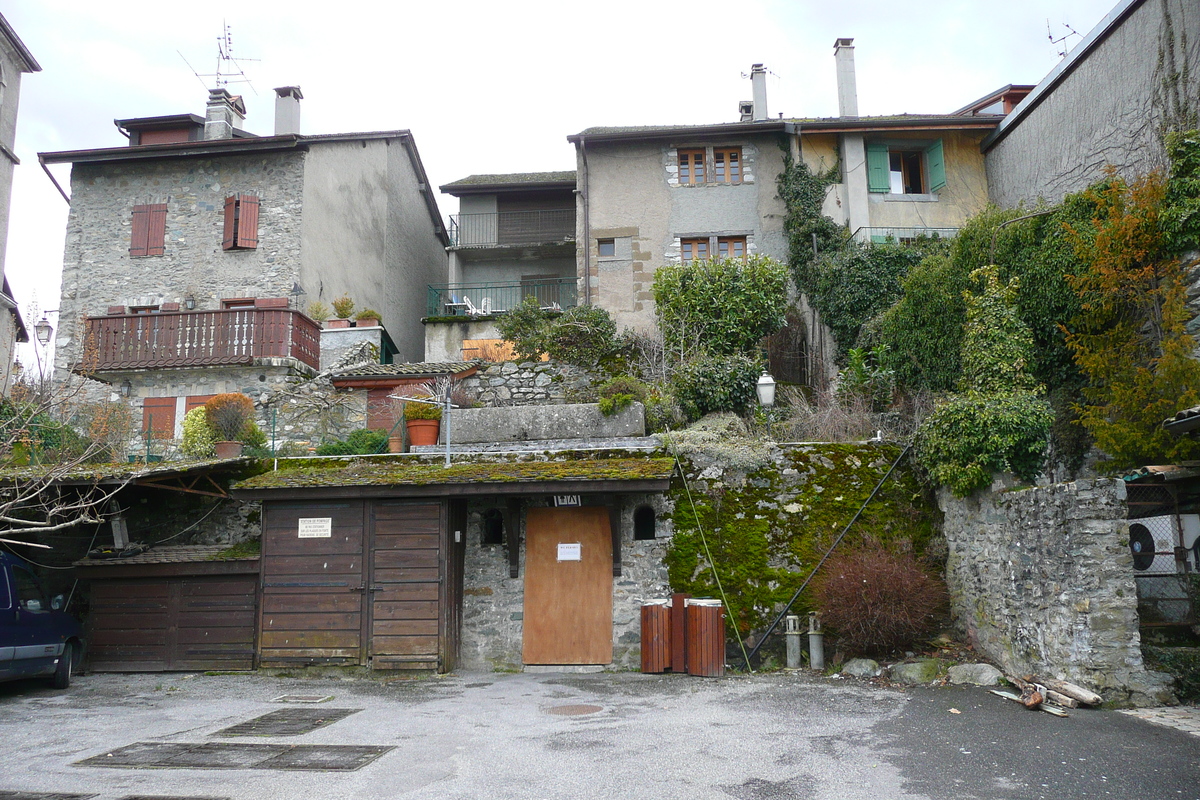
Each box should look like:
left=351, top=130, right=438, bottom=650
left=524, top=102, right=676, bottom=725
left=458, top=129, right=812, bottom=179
left=633, top=505, right=656, bottom=540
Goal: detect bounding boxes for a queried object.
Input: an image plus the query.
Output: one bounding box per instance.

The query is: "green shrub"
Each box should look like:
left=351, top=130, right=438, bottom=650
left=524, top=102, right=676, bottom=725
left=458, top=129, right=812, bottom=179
left=180, top=407, right=216, bottom=458
left=403, top=399, right=443, bottom=421
left=644, top=388, right=686, bottom=433
left=546, top=304, right=622, bottom=368
left=653, top=255, right=789, bottom=358
left=205, top=393, right=254, bottom=441
left=495, top=296, right=551, bottom=362
left=776, top=151, right=847, bottom=293
left=672, top=354, right=761, bottom=421
left=331, top=295, right=355, bottom=318
left=314, top=428, right=389, bottom=456
left=306, top=301, right=331, bottom=321
left=836, top=346, right=895, bottom=412
left=354, top=308, right=381, bottom=322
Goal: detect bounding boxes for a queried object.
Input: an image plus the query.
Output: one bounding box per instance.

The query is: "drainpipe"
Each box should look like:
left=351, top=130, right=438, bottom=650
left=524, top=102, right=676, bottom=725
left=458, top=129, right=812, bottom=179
left=579, top=135, right=592, bottom=306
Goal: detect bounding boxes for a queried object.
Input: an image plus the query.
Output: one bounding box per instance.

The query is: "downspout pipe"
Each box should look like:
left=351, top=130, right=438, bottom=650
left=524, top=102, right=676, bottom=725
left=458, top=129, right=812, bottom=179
left=579, top=135, right=591, bottom=306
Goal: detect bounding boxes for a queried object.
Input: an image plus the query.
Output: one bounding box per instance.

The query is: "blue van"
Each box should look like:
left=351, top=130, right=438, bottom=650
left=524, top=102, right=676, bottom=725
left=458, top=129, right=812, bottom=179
left=0, top=551, right=83, bottom=689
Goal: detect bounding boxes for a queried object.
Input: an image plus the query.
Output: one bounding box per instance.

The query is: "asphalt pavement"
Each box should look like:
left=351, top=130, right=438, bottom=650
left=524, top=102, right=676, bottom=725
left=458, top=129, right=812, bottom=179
left=0, top=670, right=1196, bottom=800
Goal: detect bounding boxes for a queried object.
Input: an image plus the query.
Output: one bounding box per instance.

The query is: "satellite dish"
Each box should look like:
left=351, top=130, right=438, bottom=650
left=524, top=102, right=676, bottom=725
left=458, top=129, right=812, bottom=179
left=1129, top=523, right=1155, bottom=571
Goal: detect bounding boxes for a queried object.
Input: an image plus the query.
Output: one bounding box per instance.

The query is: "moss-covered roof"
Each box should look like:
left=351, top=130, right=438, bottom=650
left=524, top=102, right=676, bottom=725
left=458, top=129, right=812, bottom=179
left=0, top=457, right=253, bottom=485
left=234, top=456, right=676, bottom=491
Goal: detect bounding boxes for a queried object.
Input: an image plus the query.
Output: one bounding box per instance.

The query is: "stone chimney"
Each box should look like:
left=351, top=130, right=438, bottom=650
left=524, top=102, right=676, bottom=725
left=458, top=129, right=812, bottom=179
left=751, top=64, right=768, bottom=121
left=204, top=88, right=246, bottom=140
left=834, top=38, right=858, bottom=117
left=274, top=86, right=303, bottom=136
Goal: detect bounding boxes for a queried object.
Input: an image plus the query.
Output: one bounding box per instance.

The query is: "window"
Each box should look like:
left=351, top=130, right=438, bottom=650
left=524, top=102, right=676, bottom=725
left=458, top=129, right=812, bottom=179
left=717, top=236, right=746, bottom=260
left=142, top=397, right=176, bottom=440
left=221, top=298, right=256, bottom=309
left=128, top=305, right=160, bottom=315
left=13, top=566, right=46, bottom=613
left=597, top=238, right=615, bottom=257
left=678, top=148, right=706, bottom=185
left=633, top=506, right=656, bottom=540
left=714, top=147, right=742, bottom=184
left=681, top=238, right=709, bottom=263
left=222, top=194, right=260, bottom=250
left=129, top=203, right=167, bottom=257
left=866, top=140, right=945, bottom=195
left=481, top=508, right=505, bottom=545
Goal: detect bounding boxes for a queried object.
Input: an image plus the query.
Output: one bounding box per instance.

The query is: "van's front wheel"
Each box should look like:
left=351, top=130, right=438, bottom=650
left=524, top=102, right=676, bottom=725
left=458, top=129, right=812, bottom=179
left=51, top=642, right=74, bottom=689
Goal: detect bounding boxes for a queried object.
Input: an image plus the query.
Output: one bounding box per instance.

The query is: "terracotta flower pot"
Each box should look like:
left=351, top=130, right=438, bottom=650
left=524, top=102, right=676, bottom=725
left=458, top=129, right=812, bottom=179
left=326, top=318, right=352, bottom=329
left=406, top=419, right=440, bottom=446
left=356, top=316, right=381, bottom=327
left=214, top=440, right=244, bottom=459
left=388, top=435, right=405, bottom=453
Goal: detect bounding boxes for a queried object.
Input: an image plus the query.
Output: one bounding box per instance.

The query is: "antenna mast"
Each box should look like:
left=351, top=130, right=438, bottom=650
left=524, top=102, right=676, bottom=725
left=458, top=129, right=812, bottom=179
left=181, top=22, right=260, bottom=94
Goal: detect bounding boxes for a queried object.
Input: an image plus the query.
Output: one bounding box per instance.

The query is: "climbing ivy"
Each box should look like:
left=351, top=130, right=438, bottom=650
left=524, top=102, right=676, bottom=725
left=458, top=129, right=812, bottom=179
left=776, top=148, right=845, bottom=294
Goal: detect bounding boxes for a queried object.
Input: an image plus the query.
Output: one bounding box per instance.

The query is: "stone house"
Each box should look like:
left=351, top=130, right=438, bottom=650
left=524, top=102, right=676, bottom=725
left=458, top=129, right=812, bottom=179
left=42, top=86, right=448, bottom=448
left=0, top=14, right=38, bottom=395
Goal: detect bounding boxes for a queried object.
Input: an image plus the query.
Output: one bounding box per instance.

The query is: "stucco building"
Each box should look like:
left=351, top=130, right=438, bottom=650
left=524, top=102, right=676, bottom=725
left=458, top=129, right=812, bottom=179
left=42, top=87, right=448, bottom=444
left=984, top=0, right=1200, bottom=207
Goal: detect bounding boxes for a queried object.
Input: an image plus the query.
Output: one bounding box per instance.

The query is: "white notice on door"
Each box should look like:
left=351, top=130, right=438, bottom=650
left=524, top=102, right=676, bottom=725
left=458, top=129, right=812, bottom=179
left=557, top=542, right=582, bottom=561
left=298, top=518, right=332, bottom=538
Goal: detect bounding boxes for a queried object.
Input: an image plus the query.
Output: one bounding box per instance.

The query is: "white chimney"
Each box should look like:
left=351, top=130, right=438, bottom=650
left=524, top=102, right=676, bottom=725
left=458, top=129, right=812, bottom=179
left=751, top=64, right=768, bottom=121
left=274, top=86, right=303, bottom=136
left=834, top=38, right=858, bottom=117
left=204, top=88, right=246, bottom=140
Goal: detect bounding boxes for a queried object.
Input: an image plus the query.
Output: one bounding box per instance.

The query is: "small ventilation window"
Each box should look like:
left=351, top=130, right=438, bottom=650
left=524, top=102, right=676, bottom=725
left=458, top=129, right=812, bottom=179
left=633, top=506, right=656, bottom=540
left=481, top=508, right=505, bottom=546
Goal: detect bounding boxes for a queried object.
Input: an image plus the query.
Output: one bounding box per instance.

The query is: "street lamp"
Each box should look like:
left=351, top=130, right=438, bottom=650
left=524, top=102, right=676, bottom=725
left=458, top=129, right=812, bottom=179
left=756, top=372, right=776, bottom=408
left=34, top=316, right=52, bottom=345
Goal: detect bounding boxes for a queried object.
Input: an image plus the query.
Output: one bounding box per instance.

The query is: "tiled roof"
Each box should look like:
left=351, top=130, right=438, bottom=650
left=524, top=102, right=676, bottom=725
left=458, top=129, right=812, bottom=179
left=73, top=544, right=258, bottom=567
left=233, top=456, right=677, bottom=491
left=331, top=361, right=480, bottom=378
left=442, top=171, right=576, bottom=187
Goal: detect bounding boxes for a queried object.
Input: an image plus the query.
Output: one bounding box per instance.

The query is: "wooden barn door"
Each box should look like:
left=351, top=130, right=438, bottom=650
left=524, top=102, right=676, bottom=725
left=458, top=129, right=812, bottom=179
left=259, top=501, right=366, bottom=667
left=368, top=501, right=444, bottom=670
left=522, top=507, right=612, bottom=665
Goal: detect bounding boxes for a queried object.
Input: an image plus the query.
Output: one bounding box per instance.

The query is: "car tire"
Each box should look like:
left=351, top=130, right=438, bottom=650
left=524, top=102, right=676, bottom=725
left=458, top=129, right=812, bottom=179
left=51, top=642, right=74, bottom=689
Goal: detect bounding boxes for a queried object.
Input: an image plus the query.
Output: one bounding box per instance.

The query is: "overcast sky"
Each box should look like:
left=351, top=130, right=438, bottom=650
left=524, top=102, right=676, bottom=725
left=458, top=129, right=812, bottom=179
left=1, top=0, right=1115, bottom=368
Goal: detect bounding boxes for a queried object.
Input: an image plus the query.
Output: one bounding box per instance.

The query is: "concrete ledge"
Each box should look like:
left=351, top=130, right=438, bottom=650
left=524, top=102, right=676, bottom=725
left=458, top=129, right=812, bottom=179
left=447, top=402, right=644, bottom=444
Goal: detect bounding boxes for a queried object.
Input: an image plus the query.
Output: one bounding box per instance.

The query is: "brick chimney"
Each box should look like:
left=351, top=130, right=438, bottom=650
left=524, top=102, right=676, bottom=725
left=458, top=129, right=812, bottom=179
left=274, top=86, right=302, bottom=136
left=834, top=38, right=858, bottom=117
left=204, top=88, right=246, bottom=140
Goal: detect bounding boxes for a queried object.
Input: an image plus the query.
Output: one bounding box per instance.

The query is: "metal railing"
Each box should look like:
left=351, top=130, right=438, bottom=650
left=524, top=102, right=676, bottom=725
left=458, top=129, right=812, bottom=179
left=85, top=308, right=321, bottom=371
left=854, top=226, right=960, bottom=244
left=448, top=210, right=575, bottom=248
left=427, top=278, right=577, bottom=317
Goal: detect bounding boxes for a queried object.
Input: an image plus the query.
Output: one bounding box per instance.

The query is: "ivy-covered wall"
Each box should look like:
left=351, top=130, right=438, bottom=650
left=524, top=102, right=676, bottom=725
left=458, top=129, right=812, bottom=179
left=664, top=442, right=937, bottom=641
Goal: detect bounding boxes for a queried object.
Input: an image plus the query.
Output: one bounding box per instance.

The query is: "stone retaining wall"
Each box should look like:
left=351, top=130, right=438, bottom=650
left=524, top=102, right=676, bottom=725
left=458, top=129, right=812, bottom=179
left=462, top=360, right=595, bottom=406
left=940, top=478, right=1175, bottom=705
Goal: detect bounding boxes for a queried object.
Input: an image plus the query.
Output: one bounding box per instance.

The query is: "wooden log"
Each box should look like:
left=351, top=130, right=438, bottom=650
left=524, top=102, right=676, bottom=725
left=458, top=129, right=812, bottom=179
left=1028, top=676, right=1103, bottom=706
left=1044, top=689, right=1078, bottom=709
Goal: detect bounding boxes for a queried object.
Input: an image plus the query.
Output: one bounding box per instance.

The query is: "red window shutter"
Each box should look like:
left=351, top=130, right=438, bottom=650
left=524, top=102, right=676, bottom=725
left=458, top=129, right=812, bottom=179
left=129, top=206, right=150, bottom=256
left=106, top=305, right=126, bottom=315
left=222, top=196, right=236, bottom=250
left=185, top=395, right=214, bottom=414
left=237, top=195, right=259, bottom=249
left=146, top=204, right=168, bottom=256
left=142, top=397, right=177, bottom=440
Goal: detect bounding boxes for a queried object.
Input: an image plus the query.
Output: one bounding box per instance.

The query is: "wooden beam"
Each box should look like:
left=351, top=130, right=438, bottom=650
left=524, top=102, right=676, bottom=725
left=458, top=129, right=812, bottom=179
left=607, top=497, right=622, bottom=577
left=232, top=478, right=672, bottom=502
left=505, top=497, right=521, bottom=579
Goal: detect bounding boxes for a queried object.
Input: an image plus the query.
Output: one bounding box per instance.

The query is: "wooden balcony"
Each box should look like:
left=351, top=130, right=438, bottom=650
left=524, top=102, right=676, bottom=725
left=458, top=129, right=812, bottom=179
left=85, top=308, right=321, bottom=372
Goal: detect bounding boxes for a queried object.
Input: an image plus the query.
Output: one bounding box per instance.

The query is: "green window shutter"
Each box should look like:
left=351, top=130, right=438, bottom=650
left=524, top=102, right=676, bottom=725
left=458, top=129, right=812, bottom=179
left=926, top=139, right=946, bottom=193
left=866, top=143, right=890, bottom=193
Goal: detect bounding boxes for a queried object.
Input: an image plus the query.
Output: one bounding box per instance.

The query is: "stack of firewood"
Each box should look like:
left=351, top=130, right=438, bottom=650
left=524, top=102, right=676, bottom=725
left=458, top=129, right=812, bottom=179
left=989, top=675, right=1104, bottom=717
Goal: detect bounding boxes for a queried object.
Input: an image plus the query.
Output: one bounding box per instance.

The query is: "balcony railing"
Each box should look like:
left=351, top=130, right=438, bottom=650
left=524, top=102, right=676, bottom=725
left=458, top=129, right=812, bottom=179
left=427, top=278, right=577, bottom=318
left=854, top=226, right=960, bottom=244
left=85, top=308, right=321, bottom=372
left=449, top=210, right=575, bottom=248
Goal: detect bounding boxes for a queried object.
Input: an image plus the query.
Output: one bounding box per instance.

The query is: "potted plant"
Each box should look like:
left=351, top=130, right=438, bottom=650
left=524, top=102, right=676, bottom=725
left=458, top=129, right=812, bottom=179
left=355, top=308, right=382, bottom=327
left=328, top=295, right=355, bottom=329
left=404, top=396, right=442, bottom=447
left=205, top=393, right=255, bottom=458
left=306, top=301, right=331, bottom=325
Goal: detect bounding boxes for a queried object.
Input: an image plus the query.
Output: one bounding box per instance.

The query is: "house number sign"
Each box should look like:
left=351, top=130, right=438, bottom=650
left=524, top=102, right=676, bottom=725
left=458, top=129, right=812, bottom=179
left=298, top=518, right=332, bottom=538
left=553, top=495, right=582, bottom=507
left=557, top=543, right=582, bottom=561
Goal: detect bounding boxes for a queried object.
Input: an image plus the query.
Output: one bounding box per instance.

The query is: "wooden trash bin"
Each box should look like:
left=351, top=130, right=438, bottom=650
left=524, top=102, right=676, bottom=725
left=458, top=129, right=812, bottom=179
left=670, top=592, right=690, bottom=672
left=686, top=599, right=726, bottom=677
left=640, top=600, right=671, bottom=673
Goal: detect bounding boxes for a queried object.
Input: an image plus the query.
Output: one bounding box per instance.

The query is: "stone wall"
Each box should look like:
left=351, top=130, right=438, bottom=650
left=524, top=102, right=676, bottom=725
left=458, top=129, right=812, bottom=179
left=459, top=492, right=672, bottom=671
left=462, top=360, right=595, bottom=406
left=450, top=403, right=644, bottom=444
left=940, top=478, right=1175, bottom=705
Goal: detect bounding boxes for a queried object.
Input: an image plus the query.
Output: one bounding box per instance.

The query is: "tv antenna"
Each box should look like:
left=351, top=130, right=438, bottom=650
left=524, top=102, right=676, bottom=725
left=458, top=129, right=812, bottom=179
left=178, top=22, right=260, bottom=95
left=1046, top=20, right=1081, bottom=59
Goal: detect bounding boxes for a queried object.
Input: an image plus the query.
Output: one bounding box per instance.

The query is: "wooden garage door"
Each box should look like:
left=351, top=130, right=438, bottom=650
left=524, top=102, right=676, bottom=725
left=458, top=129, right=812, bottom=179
left=522, top=507, right=612, bottom=665
left=88, top=575, right=257, bottom=672
left=369, top=502, right=443, bottom=670
left=260, top=501, right=366, bottom=667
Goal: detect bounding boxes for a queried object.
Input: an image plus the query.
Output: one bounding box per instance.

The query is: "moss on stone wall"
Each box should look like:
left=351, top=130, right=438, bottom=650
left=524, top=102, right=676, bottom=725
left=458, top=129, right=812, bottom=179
left=665, top=442, right=937, bottom=637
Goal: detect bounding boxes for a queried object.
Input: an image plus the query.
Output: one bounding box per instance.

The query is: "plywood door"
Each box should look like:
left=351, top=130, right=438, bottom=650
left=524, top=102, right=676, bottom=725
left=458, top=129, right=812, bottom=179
left=260, top=501, right=366, bottom=666
left=369, top=502, right=443, bottom=669
left=522, top=507, right=612, bottom=665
